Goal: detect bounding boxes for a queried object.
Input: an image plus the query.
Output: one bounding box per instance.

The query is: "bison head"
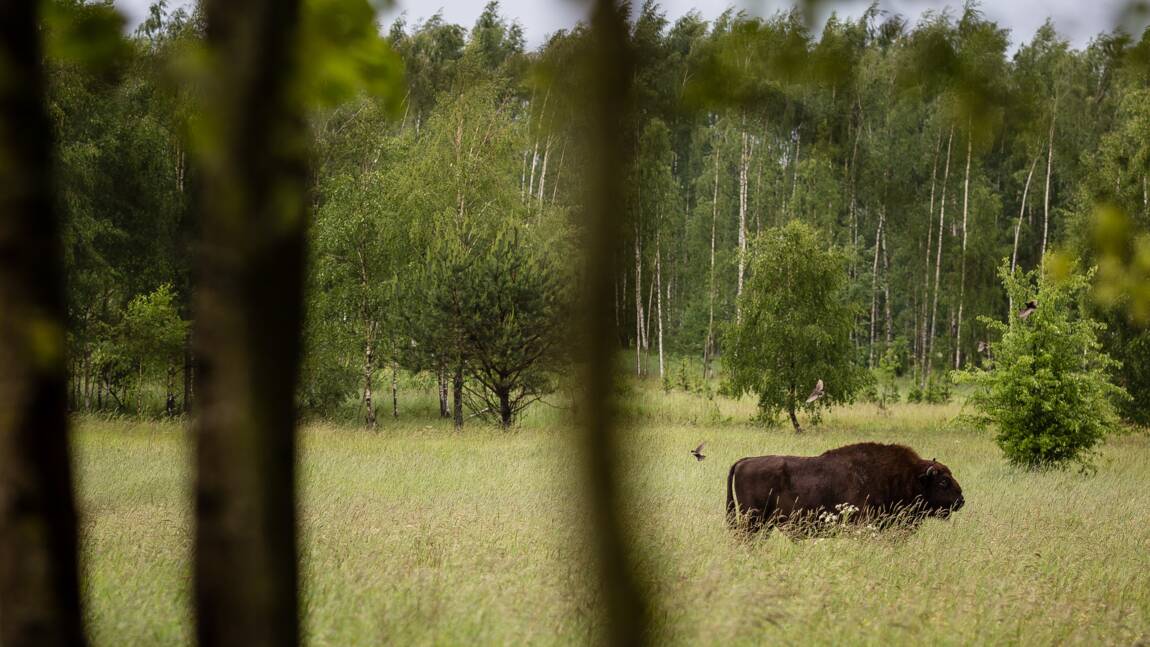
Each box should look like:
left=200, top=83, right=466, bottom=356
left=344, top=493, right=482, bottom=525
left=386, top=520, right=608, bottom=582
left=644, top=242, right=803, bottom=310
left=919, top=461, right=964, bottom=516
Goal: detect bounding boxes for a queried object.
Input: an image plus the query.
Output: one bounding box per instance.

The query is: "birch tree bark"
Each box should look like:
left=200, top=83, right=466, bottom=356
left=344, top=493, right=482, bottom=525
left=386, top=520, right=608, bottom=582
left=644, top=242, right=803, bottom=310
left=0, top=1, right=86, bottom=641
left=924, top=125, right=954, bottom=389
left=868, top=211, right=885, bottom=367
left=954, top=129, right=972, bottom=370
left=536, top=135, right=551, bottom=211
left=703, top=139, right=720, bottom=380
left=634, top=223, right=643, bottom=376
left=655, top=227, right=664, bottom=379
left=736, top=128, right=748, bottom=324
left=1010, top=155, right=1038, bottom=318
left=920, top=129, right=941, bottom=378
left=1040, top=103, right=1057, bottom=267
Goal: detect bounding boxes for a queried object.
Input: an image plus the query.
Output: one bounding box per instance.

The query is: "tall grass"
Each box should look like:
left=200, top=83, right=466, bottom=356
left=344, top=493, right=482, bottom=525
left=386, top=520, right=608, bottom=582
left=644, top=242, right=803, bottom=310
left=73, top=381, right=1150, bottom=645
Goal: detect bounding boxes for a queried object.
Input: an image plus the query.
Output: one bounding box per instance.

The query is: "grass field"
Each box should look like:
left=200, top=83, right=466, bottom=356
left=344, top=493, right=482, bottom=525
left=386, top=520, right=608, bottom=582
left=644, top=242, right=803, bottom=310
left=74, top=382, right=1150, bottom=645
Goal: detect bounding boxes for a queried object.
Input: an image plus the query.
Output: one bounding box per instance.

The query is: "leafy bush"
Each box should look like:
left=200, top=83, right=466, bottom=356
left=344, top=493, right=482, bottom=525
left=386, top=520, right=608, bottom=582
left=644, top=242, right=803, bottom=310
left=924, top=375, right=952, bottom=404
left=907, top=384, right=924, bottom=403
left=959, top=262, right=1129, bottom=470
left=875, top=347, right=901, bottom=408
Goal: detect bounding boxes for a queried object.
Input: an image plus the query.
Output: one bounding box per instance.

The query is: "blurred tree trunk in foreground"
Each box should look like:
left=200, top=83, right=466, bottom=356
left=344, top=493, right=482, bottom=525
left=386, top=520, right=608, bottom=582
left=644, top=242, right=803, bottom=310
left=0, top=0, right=87, bottom=644
left=578, top=0, right=650, bottom=645
left=192, top=0, right=307, bottom=643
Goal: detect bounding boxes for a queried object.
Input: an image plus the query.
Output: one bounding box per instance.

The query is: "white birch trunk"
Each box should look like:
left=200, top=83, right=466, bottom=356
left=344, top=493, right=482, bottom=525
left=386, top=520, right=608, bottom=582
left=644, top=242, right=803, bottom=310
left=954, top=129, right=972, bottom=370
left=704, top=141, right=720, bottom=380
left=1041, top=103, right=1056, bottom=267
left=634, top=224, right=643, bottom=376
left=1010, top=155, right=1039, bottom=316
left=655, top=228, right=664, bottom=379
left=736, top=129, right=748, bottom=324
left=537, top=135, right=551, bottom=211
left=924, top=125, right=954, bottom=388
left=869, top=210, right=885, bottom=367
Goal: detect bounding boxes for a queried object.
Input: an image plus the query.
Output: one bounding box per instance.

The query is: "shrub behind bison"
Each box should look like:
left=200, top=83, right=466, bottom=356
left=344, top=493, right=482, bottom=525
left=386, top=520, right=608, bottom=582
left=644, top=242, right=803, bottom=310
left=726, top=442, right=964, bottom=533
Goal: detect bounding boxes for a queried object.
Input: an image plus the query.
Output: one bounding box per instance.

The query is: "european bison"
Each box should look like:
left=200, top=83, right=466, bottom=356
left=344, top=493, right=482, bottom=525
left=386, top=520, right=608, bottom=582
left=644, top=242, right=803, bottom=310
left=725, top=442, right=964, bottom=533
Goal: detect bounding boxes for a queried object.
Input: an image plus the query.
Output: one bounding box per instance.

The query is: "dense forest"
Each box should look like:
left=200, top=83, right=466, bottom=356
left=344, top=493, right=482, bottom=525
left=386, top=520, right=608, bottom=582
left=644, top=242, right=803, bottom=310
left=51, top=0, right=1150, bottom=427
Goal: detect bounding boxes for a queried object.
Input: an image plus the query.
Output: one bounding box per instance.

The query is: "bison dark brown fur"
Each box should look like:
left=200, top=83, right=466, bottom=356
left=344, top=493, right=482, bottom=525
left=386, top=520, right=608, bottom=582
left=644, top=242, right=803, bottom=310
left=725, top=442, right=964, bottom=533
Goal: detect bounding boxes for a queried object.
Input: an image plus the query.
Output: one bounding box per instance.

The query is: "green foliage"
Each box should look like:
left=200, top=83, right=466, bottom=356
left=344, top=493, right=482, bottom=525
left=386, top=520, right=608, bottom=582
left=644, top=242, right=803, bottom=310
left=874, top=346, right=901, bottom=408
left=115, top=284, right=188, bottom=412
left=923, top=375, right=952, bottom=405
left=725, top=220, right=867, bottom=429
left=959, top=261, right=1129, bottom=470
left=419, top=229, right=567, bottom=428
left=907, top=383, right=924, bottom=403
left=299, top=0, right=406, bottom=109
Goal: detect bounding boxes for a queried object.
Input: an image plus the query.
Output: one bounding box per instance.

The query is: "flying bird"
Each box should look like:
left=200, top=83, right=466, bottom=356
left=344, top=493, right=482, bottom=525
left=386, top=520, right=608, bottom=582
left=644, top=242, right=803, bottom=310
left=805, top=379, right=825, bottom=403
left=1018, top=300, right=1038, bottom=320
left=690, top=442, right=706, bottom=461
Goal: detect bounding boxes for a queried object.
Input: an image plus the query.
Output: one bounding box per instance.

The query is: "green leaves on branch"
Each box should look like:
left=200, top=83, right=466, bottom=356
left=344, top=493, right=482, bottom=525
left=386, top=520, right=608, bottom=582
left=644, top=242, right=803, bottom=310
left=300, top=0, right=405, bottom=110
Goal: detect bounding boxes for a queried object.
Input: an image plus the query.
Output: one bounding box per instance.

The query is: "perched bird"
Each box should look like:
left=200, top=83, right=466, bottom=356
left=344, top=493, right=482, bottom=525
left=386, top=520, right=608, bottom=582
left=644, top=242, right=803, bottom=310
left=1018, top=300, right=1038, bottom=320
left=690, top=442, right=706, bottom=461
left=805, top=379, right=825, bottom=404
left=977, top=340, right=989, bottom=354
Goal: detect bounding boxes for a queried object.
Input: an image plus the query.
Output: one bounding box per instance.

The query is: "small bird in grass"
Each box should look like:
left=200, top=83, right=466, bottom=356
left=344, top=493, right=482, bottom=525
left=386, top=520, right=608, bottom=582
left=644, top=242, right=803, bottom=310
left=805, top=379, right=825, bottom=404
left=690, top=442, right=706, bottom=461
left=1018, top=300, right=1038, bottom=320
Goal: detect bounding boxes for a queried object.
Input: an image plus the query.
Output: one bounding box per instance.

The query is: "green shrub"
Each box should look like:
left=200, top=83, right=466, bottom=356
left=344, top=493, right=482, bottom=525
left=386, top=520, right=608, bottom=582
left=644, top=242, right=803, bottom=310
left=875, top=347, right=901, bottom=408
left=959, top=261, right=1129, bottom=470
left=907, top=384, right=923, bottom=403
left=924, top=375, right=951, bottom=404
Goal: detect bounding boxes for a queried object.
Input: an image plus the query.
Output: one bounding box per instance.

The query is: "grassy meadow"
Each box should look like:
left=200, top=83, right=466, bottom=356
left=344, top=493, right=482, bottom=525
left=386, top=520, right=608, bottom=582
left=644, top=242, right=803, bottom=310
left=75, top=381, right=1150, bottom=645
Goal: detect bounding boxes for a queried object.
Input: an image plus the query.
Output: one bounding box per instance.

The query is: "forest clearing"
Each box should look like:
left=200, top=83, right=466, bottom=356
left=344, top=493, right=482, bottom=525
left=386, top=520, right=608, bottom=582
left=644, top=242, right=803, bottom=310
left=77, top=382, right=1150, bottom=645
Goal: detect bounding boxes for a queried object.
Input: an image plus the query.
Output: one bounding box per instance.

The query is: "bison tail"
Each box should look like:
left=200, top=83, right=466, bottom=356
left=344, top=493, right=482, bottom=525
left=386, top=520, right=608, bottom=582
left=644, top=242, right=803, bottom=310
left=726, top=460, right=741, bottom=527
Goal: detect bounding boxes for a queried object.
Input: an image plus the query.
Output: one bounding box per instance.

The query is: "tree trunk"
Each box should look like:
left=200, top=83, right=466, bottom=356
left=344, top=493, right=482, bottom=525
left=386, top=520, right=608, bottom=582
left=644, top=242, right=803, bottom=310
left=868, top=211, right=885, bottom=368
left=1040, top=104, right=1056, bottom=267
left=452, top=361, right=463, bottom=430
left=183, top=330, right=193, bottom=413
left=882, top=223, right=893, bottom=345
left=634, top=222, right=643, bottom=376
left=537, top=135, right=551, bottom=211
left=579, top=2, right=650, bottom=642
left=363, top=335, right=376, bottom=431
left=655, top=227, right=664, bottom=379
left=0, top=1, right=87, bottom=640
left=391, top=361, right=398, bottom=419
left=438, top=365, right=448, bottom=418
left=703, top=137, right=720, bottom=381
left=924, top=125, right=954, bottom=389
left=497, top=388, right=512, bottom=429
left=137, top=363, right=144, bottom=416
left=788, top=399, right=802, bottom=433
left=954, top=129, right=972, bottom=370
left=790, top=128, right=801, bottom=217
left=921, top=128, right=941, bottom=383
left=736, top=128, right=748, bottom=323
left=550, top=140, right=566, bottom=206
left=526, top=139, right=539, bottom=205
left=1010, top=155, right=1039, bottom=316
left=191, top=0, right=306, bottom=642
